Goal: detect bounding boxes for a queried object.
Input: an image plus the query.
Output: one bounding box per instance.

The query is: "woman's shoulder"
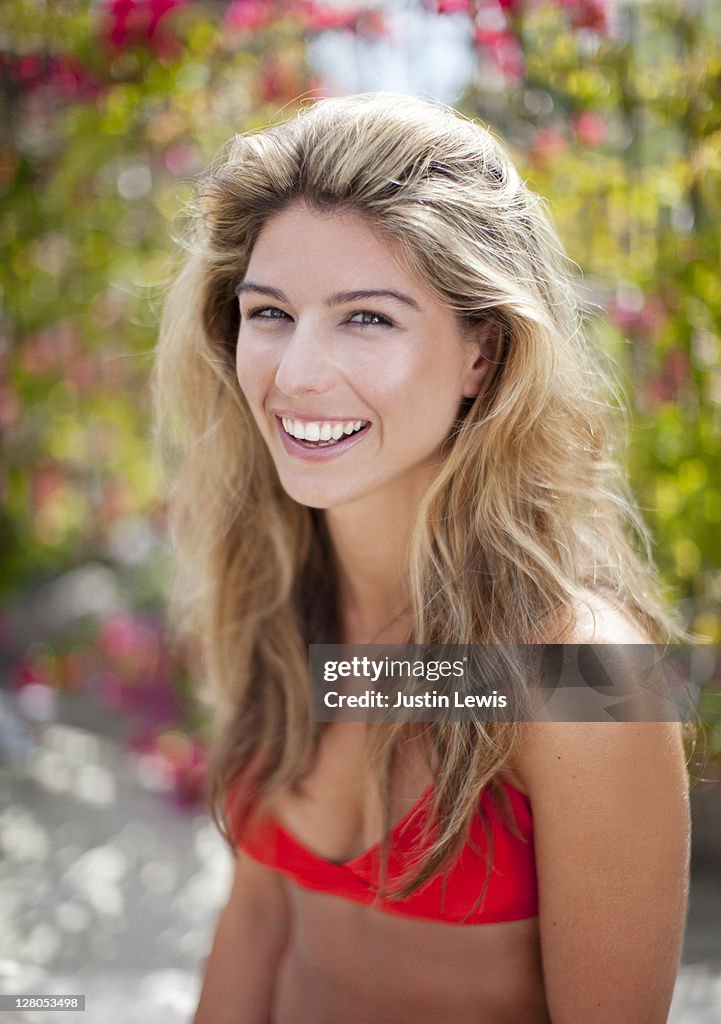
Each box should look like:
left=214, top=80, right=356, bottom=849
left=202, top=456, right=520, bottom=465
left=506, top=589, right=684, bottom=800
left=563, top=587, right=652, bottom=645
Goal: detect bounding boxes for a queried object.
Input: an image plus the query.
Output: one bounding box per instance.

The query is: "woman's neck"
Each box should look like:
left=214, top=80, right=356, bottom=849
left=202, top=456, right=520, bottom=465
left=322, top=478, right=428, bottom=644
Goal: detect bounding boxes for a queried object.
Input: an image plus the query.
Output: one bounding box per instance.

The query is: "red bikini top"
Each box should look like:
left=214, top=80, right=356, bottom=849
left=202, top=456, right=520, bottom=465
left=226, top=777, right=538, bottom=925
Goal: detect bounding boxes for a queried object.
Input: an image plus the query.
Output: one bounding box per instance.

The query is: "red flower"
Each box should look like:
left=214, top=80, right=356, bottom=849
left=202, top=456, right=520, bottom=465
left=0, top=52, right=100, bottom=98
left=559, top=0, right=608, bottom=33
left=102, top=0, right=188, bottom=53
left=50, top=56, right=102, bottom=98
left=14, top=54, right=44, bottom=86
left=11, top=660, right=49, bottom=690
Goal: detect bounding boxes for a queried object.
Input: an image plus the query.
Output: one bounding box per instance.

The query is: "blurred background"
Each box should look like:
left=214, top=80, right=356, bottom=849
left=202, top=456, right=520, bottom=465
left=1, top=0, right=720, bottom=1020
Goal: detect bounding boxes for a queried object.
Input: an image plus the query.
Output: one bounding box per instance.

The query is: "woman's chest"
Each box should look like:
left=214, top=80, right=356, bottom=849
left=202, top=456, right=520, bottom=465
left=265, top=722, right=434, bottom=864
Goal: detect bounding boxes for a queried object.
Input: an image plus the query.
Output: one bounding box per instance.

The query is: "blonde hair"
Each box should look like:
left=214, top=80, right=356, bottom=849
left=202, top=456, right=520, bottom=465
left=153, top=93, right=680, bottom=901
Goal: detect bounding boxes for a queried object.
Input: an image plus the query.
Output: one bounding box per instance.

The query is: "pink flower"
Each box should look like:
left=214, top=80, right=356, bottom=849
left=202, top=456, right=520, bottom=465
left=300, top=2, right=361, bottom=32
left=531, top=127, right=568, bottom=165
left=353, top=9, right=389, bottom=40
left=164, top=143, right=200, bottom=175
left=66, top=350, right=97, bottom=391
left=98, top=612, right=159, bottom=669
left=491, top=32, right=525, bottom=78
left=128, top=727, right=208, bottom=809
left=49, top=56, right=102, bottom=98
left=257, top=57, right=307, bottom=103
left=474, top=26, right=525, bottom=81
left=608, top=289, right=669, bottom=341
left=224, top=0, right=273, bottom=33
left=434, top=0, right=474, bottom=13
left=11, top=660, right=49, bottom=690
left=31, top=464, right=66, bottom=513
left=572, top=111, right=607, bottom=146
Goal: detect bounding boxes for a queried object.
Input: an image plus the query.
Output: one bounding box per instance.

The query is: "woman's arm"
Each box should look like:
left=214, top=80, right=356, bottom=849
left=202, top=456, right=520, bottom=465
left=193, top=850, right=290, bottom=1024
left=515, top=714, right=690, bottom=1024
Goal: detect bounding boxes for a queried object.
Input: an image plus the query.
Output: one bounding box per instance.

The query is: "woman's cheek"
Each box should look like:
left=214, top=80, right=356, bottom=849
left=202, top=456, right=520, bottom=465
left=235, top=343, right=269, bottom=399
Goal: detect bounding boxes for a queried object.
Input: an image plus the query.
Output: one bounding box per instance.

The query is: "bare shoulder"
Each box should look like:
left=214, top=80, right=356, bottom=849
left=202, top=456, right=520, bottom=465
left=566, top=587, right=652, bottom=645
left=507, top=590, right=683, bottom=798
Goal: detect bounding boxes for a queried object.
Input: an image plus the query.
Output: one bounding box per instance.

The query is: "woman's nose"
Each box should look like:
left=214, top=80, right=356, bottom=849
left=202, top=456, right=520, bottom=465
left=274, top=322, right=336, bottom=398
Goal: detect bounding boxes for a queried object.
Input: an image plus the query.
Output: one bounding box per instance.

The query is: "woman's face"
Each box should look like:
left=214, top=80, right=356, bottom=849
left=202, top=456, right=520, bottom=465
left=235, top=202, right=488, bottom=510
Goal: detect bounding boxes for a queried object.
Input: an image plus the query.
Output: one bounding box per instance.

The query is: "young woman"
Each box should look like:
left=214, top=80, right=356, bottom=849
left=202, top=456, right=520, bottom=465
left=153, top=93, right=690, bottom=1024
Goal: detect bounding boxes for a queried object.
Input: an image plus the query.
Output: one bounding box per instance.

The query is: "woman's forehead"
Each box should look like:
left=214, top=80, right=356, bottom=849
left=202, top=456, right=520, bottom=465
left=246, top=203, right=427, bottom=298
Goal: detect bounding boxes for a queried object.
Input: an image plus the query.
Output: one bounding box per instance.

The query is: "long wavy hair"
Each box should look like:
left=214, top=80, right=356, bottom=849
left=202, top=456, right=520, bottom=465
left=152, top=93, right=681, bottom=901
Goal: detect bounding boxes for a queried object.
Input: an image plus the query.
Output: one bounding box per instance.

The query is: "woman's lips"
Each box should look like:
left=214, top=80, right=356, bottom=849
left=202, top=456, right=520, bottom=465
left=275, top=415, right=371, bottom=461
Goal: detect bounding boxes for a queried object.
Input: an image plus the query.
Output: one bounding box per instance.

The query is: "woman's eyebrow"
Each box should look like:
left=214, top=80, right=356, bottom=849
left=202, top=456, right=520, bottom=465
left=236, top=281, right=421, bottom=311
left=235, top=282, right=285, bottom=300
left=326, top=289, right=421, bottom=311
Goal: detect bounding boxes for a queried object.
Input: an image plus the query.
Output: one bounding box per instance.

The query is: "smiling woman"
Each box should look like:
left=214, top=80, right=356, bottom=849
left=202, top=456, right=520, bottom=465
left=233, top=203, right=490, bottom=509
left=152, top=94, right=690, bottom=1024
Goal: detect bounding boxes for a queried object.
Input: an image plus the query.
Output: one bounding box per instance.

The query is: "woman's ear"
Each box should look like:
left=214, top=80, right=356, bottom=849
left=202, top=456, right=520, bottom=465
left=461, top=319, right=504, bottom=398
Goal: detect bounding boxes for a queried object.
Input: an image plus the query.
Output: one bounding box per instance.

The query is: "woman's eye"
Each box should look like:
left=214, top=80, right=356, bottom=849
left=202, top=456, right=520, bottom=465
left=348, top=311, right=393, bottom=327
left=245, top=306, right=290, bottom=321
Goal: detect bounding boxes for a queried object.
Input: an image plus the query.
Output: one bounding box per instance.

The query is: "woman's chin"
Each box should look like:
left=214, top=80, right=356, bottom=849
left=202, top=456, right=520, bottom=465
left=279, top=479, right=363, bottom=511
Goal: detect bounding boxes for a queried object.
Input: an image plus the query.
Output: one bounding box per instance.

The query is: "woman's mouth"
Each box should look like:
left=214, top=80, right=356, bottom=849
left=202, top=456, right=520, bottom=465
left=280, top=416, right=369, bottom=447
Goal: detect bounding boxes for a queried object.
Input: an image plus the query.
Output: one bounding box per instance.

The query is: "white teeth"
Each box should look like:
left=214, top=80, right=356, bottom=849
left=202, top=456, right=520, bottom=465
left=280, top=416, right=367, bottom=445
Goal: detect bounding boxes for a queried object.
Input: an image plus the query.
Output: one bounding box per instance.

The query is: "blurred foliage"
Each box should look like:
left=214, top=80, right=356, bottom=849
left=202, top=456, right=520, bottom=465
left=1, top=0, right=719, bottom=773
left=1, top=0, right=324, bottom=600
left=449, top=0, right=721, bottom=641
